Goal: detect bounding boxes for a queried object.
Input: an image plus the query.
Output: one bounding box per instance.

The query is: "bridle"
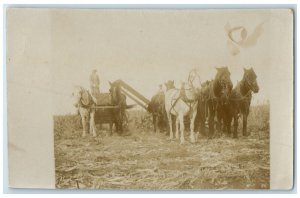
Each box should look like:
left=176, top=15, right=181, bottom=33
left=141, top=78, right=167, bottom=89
left=244, top=74, right=257, bottom=92
left=75, top=87, right=93, bottom=109
left=229, top=78, right=253, bottom=102
left=187, top=69, right=201, bottom=90
left=218, top=74, right=231, bottom=96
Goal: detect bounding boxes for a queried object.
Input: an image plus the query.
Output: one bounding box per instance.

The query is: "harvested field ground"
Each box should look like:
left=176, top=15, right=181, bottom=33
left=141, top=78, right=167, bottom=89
left=54, top=104, right=270, bottom=190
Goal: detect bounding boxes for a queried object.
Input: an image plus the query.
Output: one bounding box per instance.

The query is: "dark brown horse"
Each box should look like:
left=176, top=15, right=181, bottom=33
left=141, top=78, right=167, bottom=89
left=107, top=80, right=128, bottom=134
left=147, top=92, right=166, bottom=133
left=223, top=68, right=259, bottom=138
left=198, top=67, right=233, bottom=137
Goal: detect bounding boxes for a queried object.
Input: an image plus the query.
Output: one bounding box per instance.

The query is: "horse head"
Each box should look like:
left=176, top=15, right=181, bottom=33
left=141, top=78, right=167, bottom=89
left=72, top=86, right=83, bottom=107
left=243, top=67, right=259, bottom=93
left=164, top=80, right=175, bottom=91
left=187, top=68, right=201, bottom=89
left=72, top=86, right=93, bottom=108
left=214, top=67, right=233, bottom=101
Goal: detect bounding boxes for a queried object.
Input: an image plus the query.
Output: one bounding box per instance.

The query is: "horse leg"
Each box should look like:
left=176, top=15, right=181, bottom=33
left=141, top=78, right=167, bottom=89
left=226, top=117, right=232, bottom=136
left=153, top=115, right=157, bottom=133
left=81, top=115, right=87, bottom=137
left=179, top=114, right=185, bottom=144
left=175, top=117, right=180, bottom=139
left=222, top=114, right=228, bottom=135
left=199, top=104, right=206, bottom=136
left=233, top=114, right=238, bottom=138
left=119, top=111, right=124, bottom=134
left=167, top=113, right=173, bottom=139
left=242, top=113, right=248, bottom=136
left=109, top=121, right=113, bottom=136
left=190, top=110, right=197, bottom=143
left=199, top=116, right=203, bottom=135
left=156, top=115, right=160, bottom=133
left=115, top=117, right=119, bottom=134
left=216, top=110, right=222, bottom=135
left=90, top=111, right=97, bottom=137
left=155, top=115, right=160, bottom=134
left=208, top=105, right=215, bottom=138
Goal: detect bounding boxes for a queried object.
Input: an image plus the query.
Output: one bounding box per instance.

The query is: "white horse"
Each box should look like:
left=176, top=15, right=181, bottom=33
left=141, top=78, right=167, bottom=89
left=164, top=69, right=201, bottom=144
left=72, top=86, right=97, bottom=137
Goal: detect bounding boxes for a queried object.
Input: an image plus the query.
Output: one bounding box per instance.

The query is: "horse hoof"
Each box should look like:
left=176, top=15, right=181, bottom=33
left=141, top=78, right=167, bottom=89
left=180, top=138, right=185, bottom=144
left=190, top=138, right=195, bottom=143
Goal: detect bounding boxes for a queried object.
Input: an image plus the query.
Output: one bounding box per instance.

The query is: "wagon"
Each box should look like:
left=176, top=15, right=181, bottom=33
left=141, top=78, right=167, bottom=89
left=89, top=79, right=147, bottom=134
left=91, top=103, right=130, bottom=132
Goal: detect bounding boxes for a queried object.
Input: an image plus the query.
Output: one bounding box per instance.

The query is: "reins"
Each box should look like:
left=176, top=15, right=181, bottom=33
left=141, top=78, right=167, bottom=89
left=229, top=79, right=252, bottom=102
left=229, top=91, right=252, bottom=102
left=77, top=87, right=94, bottom=110
left=169, top=87, right=198, bottom=115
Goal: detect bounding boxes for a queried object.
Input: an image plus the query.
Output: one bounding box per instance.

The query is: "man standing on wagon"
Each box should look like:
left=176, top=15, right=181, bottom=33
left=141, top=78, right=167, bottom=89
left=90, top=69, right=100, bottom=97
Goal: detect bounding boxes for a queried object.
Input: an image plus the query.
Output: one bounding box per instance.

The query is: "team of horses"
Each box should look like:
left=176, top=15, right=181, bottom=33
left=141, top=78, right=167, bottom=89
left=72, top=67, right=259, bottom=144
left=148, top=67, right=259, bottom=143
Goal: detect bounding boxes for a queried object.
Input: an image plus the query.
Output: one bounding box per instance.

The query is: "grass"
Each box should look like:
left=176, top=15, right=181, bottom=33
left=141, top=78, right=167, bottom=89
left=54, top=104, right=270, bottom=189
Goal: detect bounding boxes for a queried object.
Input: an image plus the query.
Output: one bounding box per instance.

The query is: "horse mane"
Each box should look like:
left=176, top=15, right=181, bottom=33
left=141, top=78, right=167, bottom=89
left=242, top=69, right=249, bottom=82
left=242, top=68, right=257, bottom=80
left=234, top=68, right=256, bottom=97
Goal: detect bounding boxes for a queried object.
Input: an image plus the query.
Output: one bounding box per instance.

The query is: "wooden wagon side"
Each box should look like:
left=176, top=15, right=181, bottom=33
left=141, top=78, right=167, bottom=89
left=92, top=105, right=129, bottom=133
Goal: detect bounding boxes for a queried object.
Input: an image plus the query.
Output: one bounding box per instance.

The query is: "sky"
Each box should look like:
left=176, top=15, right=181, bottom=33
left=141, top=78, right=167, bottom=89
left=7, top=9, right=293, bottom=115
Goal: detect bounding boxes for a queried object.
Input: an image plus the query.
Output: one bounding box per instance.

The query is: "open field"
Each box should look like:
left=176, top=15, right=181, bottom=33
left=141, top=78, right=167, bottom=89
left=54, top=104, right=270, bottom=189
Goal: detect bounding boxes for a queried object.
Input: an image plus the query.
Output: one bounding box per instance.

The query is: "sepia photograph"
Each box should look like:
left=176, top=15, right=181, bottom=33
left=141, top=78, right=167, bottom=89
left=6, top=8, right=293, bottom=190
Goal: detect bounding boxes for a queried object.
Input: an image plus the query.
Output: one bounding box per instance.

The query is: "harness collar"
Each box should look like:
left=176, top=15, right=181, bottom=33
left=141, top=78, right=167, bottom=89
left=77, top=88, right=94, bottom=109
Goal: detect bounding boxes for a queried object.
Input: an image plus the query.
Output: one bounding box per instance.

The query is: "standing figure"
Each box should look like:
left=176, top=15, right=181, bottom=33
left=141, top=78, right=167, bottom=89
left=90, top=69, right=100, bottom=97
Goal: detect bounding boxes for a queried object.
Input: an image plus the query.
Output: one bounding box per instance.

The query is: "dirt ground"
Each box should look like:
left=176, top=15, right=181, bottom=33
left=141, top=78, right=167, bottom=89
left=54, top=105, right=270, bottom=190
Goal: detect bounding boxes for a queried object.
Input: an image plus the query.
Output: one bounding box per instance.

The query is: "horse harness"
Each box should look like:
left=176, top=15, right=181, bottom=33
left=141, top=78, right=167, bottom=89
left=78, top=88, right=95, bottom=111
left=169, top=87, right=198, bottom=115
left=229, top=79, right=253, bottom=102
